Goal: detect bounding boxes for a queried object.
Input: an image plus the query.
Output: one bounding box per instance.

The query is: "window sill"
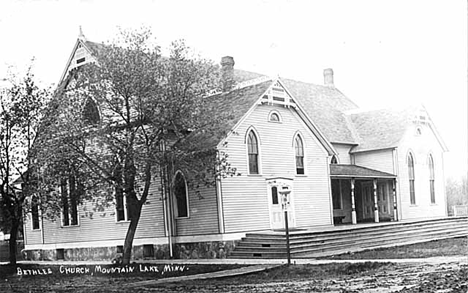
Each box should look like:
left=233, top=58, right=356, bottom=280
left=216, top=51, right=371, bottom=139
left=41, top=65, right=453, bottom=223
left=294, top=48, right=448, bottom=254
left=61, top=225, right=80, bottom=228
left=31, top=229, right=41, bottom=231
left=295, top=174, right=307, bottom=177
left=176, top=216, right=190, bottom=220
left=116, top=220, right=130, bottom=223
left=247, top=174, right=263, bottom=177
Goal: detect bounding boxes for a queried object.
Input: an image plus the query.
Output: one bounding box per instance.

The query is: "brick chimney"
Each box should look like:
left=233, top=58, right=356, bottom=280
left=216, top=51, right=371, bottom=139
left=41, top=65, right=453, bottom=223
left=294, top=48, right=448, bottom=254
left=323, top=68, right=334, bottom=86
left=221, top=56, right=235, bottom=92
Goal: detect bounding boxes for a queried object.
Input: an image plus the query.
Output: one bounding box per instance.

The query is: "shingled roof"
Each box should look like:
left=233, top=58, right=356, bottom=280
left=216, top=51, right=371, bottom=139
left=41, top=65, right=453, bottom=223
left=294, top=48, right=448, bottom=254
left=330, top=164, right=396, bottom=178
left=281, top=79, right=359, bottom=144
left=347, top=107, right=416, bottom=153
left=64, top=37, right=446, bottom=155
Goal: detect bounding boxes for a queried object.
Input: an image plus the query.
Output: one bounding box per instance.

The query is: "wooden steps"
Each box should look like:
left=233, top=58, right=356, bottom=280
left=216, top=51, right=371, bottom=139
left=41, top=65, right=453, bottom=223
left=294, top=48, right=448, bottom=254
left=229, top=217, right=468, bottom=259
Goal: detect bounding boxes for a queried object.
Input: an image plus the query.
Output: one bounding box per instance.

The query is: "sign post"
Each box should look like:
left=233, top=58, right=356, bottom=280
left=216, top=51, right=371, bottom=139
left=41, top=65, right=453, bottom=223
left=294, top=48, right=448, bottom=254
left=280, top=190, right=291, bottom=266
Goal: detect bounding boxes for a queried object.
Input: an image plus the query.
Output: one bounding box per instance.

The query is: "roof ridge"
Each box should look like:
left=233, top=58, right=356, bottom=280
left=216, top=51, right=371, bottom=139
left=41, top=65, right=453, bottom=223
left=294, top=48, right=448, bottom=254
left=233, top=75, right=273, bottom=90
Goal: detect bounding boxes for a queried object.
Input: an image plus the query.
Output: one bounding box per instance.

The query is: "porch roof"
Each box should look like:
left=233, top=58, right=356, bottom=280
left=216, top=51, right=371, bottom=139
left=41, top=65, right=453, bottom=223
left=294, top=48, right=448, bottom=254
left=330, top=164, right=396, bottom=179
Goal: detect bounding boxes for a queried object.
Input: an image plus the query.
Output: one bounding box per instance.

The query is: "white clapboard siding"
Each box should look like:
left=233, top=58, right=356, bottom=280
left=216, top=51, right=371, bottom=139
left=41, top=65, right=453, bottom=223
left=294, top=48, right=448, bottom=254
left=397, top=123, right=446, bottom=220
left=23, top=217, right=42, bottom=245
left=36, top=181, right=165, bottom=246
left=175, top=185, right=219, bottom=235
left=354, top=149, right=395, bottom=174
left=220, top=104, right=332, bottom=233
left=332, top=144, right=353, bottom=164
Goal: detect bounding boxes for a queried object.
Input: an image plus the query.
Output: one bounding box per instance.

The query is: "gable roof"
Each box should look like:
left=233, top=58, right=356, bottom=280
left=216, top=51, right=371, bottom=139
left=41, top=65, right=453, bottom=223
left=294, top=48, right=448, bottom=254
left=206, top=78, right=336, bottom=156
left=59, top=37, right=447, bottom=155
left=347, top=105, right=448, bottom=153
left=281, top=79, right=359, bottom=144
left=347, top=107, right=415, bottom=153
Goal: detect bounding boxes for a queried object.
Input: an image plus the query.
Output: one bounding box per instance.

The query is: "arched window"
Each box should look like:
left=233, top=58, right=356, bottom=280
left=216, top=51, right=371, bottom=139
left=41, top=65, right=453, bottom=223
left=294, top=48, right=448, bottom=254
left=331, top=155, right=338, bottom=164
left=408, top=153, right=416, bottom=205
left=247, top=131, right=259, bottom=174
left=428, top=154, right=435, bottom=204
left=83, top=98, right=100, bottom=125
left=268, top=111, right=281, bottom=122
left=174, top=171, right=189, bottom=218
left=295, top=135, right=305, bottom=174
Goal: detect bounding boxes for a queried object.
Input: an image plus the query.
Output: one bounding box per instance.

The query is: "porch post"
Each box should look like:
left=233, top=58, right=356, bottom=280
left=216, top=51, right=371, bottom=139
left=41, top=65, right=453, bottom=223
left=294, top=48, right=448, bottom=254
left=351, top=178, right=357, bottom=224
left=373, top=179, right=379, bottom=223
left=392, top=179, right=398, bottom=221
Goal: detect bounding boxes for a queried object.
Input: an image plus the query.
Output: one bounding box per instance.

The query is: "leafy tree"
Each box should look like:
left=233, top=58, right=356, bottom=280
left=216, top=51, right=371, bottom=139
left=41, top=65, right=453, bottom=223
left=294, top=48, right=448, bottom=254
left=40, top=28, right=236, bottom=264
left=446, top=175, right=468, bottom=214
left=0, top=66, right=50, bottom=264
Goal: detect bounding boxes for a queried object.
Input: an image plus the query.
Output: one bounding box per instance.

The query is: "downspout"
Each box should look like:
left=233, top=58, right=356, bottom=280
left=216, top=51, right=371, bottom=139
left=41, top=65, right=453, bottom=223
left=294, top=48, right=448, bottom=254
left=393, top=148, right=403, bottom=220
left=326, top=157, right=334, bottom=225
left=160, top=165, right=173, bottom=258
left=215, top=151, right=225, bottom=234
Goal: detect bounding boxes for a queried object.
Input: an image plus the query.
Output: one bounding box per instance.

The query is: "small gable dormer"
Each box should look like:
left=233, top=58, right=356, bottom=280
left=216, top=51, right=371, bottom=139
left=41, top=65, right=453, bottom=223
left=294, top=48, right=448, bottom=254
left=59, top=28, right=98, bottom=84
left=260, top=80, right=297, bottom=108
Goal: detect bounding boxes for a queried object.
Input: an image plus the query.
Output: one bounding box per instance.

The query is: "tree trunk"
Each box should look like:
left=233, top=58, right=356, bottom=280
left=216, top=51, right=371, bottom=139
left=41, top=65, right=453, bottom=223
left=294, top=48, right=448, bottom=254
left=9, top=218, right=20, bottom=265
left=121, top=203, right=142, bottom=265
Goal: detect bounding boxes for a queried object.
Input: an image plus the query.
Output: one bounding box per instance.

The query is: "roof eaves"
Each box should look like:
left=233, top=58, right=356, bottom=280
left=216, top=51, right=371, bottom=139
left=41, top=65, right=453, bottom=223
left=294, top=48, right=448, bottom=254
left=350, top=145, right=398, bottom=154
left=215, top=80, right=273, bottom=149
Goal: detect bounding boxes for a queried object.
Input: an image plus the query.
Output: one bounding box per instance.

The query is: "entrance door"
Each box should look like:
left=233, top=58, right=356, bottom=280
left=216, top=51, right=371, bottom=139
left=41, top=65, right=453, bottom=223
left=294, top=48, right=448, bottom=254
left=362, top=183, right=374, bottom=221
left=377, top=182, right=392, bottom=220
left=267, top=183, right=296, bottom=230
left=269, top=186, right=284, bottom=230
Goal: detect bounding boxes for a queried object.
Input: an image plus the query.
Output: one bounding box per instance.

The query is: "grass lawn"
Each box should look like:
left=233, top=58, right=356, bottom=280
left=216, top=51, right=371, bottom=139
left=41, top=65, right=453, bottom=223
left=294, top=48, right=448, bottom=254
left=321, top=236, right=468, bottom=260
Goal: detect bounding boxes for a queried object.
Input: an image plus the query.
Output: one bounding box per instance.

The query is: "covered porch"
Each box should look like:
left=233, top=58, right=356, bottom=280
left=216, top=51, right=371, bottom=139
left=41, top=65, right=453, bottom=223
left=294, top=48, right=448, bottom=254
left=330, top=164, right=397, bottom=225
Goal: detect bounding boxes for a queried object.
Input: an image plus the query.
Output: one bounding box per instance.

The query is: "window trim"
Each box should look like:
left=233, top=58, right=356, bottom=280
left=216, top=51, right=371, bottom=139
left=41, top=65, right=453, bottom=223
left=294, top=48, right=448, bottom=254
left=245, top=127, right=261, bottom=175
left=173, top=170, right=189, bottom=219
left=268, top=110, right=282, bottom=123
left=30, top=195, right=41, bottom=231
left=293, top=133, right=305, bottom=175
left=407, top=152, right=416, bottom=205
left=331, top=155, right=339, bottom=164
left=115, top=191, right=131, bottom=223
left=60, top=176, right=80, bottom=228
left=428, top=154, right=436, bottom=204
left=82, top=97, right=101, bottom=125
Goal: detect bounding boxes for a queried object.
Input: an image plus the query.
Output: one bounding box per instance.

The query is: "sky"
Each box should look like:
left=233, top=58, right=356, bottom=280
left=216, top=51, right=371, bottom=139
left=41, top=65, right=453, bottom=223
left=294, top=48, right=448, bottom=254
left=0, top=0, right=467, bottom=180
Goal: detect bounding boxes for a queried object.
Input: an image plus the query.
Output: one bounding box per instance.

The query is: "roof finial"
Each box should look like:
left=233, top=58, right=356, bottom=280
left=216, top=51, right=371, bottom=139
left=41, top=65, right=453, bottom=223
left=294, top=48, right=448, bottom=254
left=78, top=25, right=86, bottom=40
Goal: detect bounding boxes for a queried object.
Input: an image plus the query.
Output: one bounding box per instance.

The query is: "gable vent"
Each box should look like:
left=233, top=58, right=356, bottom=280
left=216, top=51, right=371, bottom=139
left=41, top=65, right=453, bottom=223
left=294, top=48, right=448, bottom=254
left=261, top=81, right=296, bottom=108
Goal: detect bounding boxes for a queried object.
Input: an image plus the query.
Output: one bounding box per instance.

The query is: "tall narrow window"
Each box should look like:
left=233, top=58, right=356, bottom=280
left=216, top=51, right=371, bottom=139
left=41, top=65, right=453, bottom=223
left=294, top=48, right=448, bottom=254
left=115, top=186, right=131, bottom=222
left=271, top=186, right=279, bottom=205
left=428, top=155, right=435, bottom=204
left=31, top=195, right=40, bottom=230
left=61, top=175, right=80, bottom=227
left=295, top=135, right=305, bottom=175
left=247, top=131, right=259, bottom=174
left=408, top=153, right=416, bottom=205
left=174, top=171, right=189, bottom=218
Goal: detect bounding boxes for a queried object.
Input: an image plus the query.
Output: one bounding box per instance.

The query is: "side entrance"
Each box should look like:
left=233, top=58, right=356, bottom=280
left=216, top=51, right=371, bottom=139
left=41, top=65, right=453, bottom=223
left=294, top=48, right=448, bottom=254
left=266, top=178, right=296, bottom=230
